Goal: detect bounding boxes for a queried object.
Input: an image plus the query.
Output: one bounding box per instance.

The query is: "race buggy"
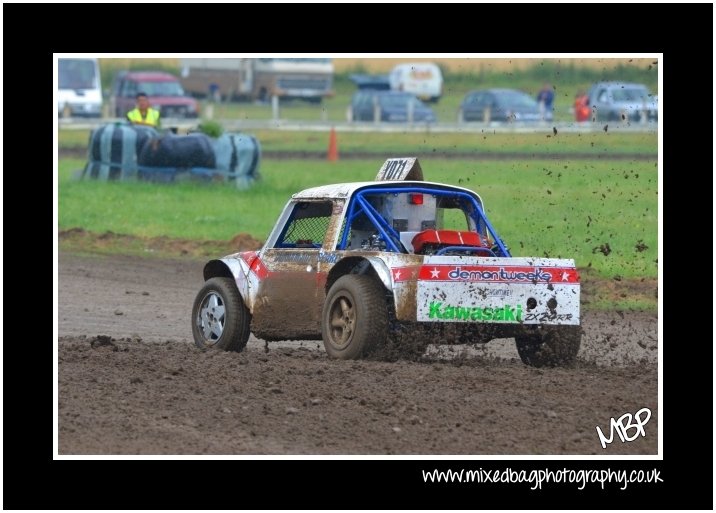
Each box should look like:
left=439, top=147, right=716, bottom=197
left=192, top=158, right=581, bottom=367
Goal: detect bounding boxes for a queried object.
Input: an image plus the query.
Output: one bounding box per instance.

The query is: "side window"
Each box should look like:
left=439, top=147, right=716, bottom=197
left=275, top=201, right=334, bottom=249
left=125, top=80, right=138, bottom=97
left=435, top=197, right=476, bottom=232
left=473, top=93, right=486, bottom=110
left=436, top=208, right=470, bottom=231
left=597, top=89, right=608, bottom=103
left=486, top=93, right=497, bottom=109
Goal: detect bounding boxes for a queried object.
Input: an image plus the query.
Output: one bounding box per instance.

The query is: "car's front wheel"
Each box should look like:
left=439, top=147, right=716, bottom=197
left=322, top=275, right=388, bottom=359
left=515, top=326, right=581, bottom=367
left=192, top=277, right=251, bottom=351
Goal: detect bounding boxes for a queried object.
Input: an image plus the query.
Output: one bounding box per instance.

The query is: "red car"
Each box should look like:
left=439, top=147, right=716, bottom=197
left=112, top=71, right=199, bottom=119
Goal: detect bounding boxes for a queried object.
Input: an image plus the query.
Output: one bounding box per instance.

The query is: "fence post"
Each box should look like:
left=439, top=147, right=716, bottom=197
left=373, top=97, right=380, bottom=124
left=407, top=98, right=414, bottom=125
left=272, top=95, right=280, bottom=120
left=483, top=105, right=491, bottom=124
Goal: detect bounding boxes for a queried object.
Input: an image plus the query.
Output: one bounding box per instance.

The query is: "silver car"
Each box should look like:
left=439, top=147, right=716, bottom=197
left=587, top=82, right=658, bottom=123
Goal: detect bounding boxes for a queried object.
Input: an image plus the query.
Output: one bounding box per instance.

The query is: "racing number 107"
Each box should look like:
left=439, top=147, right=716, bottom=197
left=383, top=159, right=408, bottom=180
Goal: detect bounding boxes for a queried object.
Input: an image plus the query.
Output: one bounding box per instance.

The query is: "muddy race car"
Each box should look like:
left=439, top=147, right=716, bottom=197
left=192, top=158, right=581, bottom=366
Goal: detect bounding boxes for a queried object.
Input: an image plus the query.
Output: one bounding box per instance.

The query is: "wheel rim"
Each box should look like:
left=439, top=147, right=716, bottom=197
left=196, top=291, right=226, bottom=345
left=327, top=293, right=356, bottom=349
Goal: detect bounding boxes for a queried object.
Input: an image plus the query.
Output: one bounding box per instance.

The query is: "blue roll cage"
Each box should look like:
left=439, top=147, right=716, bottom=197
left=336, top=186, right=511, bottom=257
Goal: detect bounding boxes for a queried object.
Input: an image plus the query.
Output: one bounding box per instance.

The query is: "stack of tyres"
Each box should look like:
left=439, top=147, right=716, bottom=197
left=212, top=133, right=261, bottom=189
left=82, top=124, right=261, bottom=187
left=83, top=123, right=158, bottom=180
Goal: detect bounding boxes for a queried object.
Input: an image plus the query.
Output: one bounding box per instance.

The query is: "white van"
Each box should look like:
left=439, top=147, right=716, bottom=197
left=58, top=58, right=102, bottom=117
left=388, top=63, right=443, bottom=103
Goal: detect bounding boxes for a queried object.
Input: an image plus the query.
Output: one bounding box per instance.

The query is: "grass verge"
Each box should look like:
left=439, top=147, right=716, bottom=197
left=59, top=157, right=657, bottom=281
left=59, top=128, right=657, bottom=156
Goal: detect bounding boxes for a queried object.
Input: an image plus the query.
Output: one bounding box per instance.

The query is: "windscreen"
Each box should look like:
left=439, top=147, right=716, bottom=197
left=610, top=87, right=649, bottom=102
left=59, top=59, right=97, bottom=90
left=138, top=81, right=185, bottom=96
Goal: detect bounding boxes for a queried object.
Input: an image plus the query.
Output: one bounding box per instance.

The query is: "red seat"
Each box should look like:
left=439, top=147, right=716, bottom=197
left=411, top=230, right=484, bottom=253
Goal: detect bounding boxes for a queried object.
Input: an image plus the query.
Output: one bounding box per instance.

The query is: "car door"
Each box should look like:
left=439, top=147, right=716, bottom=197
left=469, top=92, right=488, bottom=121
left=351, top=93, right=364, bottom=120
left=250, top=200, right=335, bottom=339
left=355, top=92, right=372, bottom=121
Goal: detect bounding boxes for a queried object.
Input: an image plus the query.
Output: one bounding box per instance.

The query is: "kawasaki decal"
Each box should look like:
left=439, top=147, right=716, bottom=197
left=428, top=302, right=523, bottom=322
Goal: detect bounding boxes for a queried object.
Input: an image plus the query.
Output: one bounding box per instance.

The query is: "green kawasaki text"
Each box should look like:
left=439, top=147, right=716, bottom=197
left=428, top=302, right=523, bottom=322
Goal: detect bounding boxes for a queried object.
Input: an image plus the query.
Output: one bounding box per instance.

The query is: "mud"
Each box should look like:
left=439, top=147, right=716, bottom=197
left=58, top=252, right=658, bottom=455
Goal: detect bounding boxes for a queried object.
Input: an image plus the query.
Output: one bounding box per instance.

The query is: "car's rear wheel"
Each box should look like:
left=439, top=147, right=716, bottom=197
left=322, top=275, right=388, bottom=359
left=515, top=326, right=581, bottom=367
left=192, top=277, right=250, bottom=351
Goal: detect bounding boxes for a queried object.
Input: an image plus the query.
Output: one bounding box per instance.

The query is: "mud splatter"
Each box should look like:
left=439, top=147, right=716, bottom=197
left=58, top=252, right=658, bottom=455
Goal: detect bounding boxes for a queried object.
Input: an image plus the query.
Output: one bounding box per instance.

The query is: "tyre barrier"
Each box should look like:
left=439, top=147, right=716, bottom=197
left=82, top=123, right=261, bottom=188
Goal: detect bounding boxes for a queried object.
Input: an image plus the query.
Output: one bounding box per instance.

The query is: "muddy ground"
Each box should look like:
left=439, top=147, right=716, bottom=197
left=58, top=252, right=658, bottom=455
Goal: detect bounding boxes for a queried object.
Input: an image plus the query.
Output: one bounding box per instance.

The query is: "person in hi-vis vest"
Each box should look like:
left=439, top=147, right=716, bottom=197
left=126, top=92, right=160, bottom=127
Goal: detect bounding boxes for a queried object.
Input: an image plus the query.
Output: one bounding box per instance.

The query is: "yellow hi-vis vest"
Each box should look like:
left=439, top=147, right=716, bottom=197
left=126, top=107, right=160, bottom=127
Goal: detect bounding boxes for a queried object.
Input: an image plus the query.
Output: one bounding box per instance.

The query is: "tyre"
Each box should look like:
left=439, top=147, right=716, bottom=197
left=515, top=326, right=581, bottom=367
left=322, top=275, right=388, bottom=359
left=192, top=277, right=251, bottom=351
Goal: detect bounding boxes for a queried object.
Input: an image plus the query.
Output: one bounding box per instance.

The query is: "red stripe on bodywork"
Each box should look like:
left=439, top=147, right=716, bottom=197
left=391, top=266, right=421, bottom=282
left=240, top=251, right=269, bottom=280
left=419, top=264, right=579, bottom=283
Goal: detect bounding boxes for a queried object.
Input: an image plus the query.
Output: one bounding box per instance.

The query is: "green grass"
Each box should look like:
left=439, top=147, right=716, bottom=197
left=59, top=157, right=657, bottom=279
left=59, top=128, right=657, bottom=156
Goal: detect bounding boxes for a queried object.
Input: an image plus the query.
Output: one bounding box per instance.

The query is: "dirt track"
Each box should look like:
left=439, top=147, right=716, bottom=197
left=58, top=252, right=658, bottom=455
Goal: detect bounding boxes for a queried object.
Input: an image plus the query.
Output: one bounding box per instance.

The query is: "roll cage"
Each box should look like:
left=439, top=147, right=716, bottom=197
left=336, top=186, right=511, bottom=257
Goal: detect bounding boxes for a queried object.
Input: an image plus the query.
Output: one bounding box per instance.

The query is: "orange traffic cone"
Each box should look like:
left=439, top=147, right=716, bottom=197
left=327, top=127, right=339, bottom=162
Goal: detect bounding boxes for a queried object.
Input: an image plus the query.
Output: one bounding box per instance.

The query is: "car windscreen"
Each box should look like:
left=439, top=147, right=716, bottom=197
left=496, top=91, right=538, bottom=110
left=59, top=59, right=96, bottom=90
left=379, top=95, right=424, bottom=108
left=138, top=81, right=185, bottom=97
left=610, top=88, right=650, bottom=102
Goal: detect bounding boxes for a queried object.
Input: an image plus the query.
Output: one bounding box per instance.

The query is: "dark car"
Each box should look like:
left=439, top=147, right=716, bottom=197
left=348, top=91, right=436, bottom=123
left=587, top=82, right=657, bottom=122
left=459, top=88, right=550, bottom=123
left=112, top=71, right=199, bottom=119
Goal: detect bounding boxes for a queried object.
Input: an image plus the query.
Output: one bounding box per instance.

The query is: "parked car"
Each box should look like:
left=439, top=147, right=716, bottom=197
left=191, top=157, right=581, bottom=367
left=388, top=63, right=443, bottom=102
left=348, top=91, right=437, bottom=123
left=112, top=71, right=199, bottom=119
left=459, top=88, right=551, bottom=123
left=587, top=82, right=658, bottom=122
